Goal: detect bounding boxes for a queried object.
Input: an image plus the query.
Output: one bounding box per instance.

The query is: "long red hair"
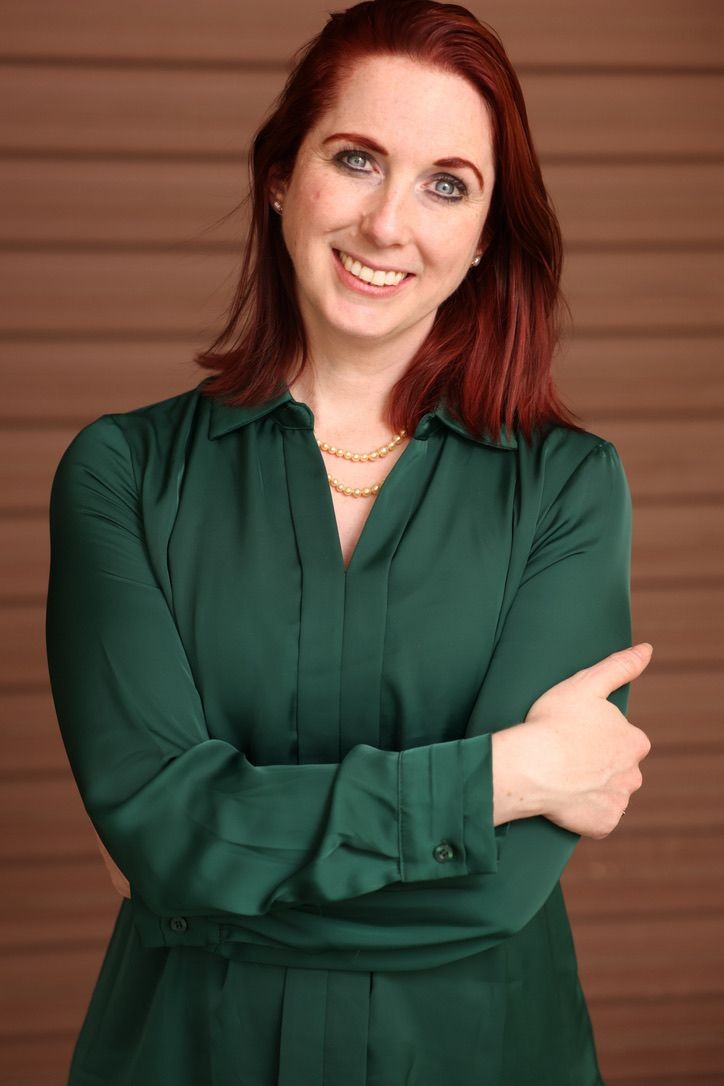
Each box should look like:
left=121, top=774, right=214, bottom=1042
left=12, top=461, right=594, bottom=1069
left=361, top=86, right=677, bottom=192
left=193, top=0, right=585, bottom=446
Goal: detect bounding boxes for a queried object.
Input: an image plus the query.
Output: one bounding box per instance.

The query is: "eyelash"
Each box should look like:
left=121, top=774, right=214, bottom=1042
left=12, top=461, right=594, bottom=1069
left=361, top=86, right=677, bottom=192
left=333, top=146, right=468, bottom=204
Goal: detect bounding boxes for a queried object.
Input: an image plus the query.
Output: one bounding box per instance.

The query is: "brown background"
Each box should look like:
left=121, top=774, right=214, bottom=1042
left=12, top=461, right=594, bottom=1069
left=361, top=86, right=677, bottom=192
left=1, top=1, right=723, bottom=1082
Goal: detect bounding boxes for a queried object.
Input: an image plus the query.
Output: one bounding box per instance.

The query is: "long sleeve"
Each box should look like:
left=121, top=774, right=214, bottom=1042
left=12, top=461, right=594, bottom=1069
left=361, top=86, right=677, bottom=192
left=45, top=415, right=499, bottom=921
left=459, top=437, right=633, bottom=936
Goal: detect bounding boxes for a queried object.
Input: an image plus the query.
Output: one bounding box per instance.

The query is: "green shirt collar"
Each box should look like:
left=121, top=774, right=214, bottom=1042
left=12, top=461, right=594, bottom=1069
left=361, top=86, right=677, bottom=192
left=203, top=379, right=517, bottom=449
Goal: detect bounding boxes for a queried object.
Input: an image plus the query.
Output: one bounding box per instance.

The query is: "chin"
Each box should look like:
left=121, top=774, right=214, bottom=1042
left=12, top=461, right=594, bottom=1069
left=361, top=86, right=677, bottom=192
left=331, top=312, right=403, bottom=339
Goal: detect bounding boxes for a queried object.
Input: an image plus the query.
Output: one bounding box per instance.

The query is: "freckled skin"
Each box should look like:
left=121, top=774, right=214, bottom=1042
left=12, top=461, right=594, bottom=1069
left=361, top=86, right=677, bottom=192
left=272, top=54, right=495, bottom=363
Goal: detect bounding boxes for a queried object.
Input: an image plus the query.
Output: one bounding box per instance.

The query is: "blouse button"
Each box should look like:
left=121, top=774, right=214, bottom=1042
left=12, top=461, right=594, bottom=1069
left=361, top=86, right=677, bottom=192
left=433, top=841, right=455, bottom=863
left=169, top=916, right=188, bottom=932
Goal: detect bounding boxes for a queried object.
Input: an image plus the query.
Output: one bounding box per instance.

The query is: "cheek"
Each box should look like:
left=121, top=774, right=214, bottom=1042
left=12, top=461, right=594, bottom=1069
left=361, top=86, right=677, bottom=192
left=424, top=228, right=476, bottom=273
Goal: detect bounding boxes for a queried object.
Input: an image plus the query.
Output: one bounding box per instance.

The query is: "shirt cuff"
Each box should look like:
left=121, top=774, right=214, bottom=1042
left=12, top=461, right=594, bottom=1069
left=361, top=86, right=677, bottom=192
left=398, top=733, right=500, bottom=882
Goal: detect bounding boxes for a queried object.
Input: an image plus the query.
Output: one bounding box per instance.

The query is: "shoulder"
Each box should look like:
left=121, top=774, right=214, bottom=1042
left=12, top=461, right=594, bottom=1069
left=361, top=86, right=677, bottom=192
left=513, top=424, right=631, bottom=549
left=503, top=423, right=631, bottom=548
left=53, top=382, right=206, bottom=484
left=516, top=421, right=627, bottom=498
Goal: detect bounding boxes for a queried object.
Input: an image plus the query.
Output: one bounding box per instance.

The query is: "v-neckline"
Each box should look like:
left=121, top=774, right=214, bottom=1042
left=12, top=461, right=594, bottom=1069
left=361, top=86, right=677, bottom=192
left=280, top=388, right=438, bottom=579
left=323, top=436, right=419, bottom=576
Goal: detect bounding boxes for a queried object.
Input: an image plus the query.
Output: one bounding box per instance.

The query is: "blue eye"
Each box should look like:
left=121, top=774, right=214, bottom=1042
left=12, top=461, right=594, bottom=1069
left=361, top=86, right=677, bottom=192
left=338, top=149, right=371, bottom=172
left=431, top=176, right=467, bottom=202
left=333, top=147, right=468, bottom=204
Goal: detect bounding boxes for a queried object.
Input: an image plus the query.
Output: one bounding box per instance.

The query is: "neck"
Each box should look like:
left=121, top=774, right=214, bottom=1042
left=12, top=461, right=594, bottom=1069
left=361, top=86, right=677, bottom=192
left=287, top=317, right=433, bottom=440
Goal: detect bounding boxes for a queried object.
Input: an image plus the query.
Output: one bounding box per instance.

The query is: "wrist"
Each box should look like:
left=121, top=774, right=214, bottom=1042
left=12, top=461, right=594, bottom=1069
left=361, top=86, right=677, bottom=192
left=491, top=723, right=548, bottom=824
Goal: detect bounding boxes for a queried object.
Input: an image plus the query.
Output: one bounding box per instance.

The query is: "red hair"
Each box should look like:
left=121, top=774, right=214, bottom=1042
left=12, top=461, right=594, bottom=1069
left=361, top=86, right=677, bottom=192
left=193, top=0, right=585, bottom=446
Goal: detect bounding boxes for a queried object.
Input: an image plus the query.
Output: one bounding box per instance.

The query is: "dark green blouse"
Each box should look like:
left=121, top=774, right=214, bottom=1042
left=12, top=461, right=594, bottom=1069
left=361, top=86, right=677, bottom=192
left=45, top=376, right=632, bottom=1085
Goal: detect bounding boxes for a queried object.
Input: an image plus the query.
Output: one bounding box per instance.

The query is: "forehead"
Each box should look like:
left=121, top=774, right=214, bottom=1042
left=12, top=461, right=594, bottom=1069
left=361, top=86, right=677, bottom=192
left=305, top=54, right=493, bottom=167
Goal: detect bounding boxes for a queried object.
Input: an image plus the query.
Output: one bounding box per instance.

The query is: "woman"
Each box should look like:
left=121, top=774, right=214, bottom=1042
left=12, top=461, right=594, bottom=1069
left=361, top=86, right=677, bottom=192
left=45, top=1, right=653, bottom=1083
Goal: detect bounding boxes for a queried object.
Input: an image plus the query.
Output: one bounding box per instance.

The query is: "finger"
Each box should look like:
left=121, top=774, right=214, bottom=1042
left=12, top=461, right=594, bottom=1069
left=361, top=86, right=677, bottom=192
left=575, top=643, right=653, bottom=699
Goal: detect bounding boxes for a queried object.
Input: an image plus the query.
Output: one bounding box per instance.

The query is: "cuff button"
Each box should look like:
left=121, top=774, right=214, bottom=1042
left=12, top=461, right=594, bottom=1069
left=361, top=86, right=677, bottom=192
left=170, top=916, right=188, bottom=932
left=433, top=841, right=455, bottom=863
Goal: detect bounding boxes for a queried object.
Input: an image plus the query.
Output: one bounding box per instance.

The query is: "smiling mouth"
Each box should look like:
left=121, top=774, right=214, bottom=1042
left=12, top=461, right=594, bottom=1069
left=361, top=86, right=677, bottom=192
left=333, top=248, right=412, bottom=287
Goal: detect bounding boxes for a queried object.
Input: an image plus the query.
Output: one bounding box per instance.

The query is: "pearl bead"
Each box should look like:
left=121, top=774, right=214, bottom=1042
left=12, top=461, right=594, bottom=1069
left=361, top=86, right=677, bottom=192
left=316, top=426, right=406, bottom=498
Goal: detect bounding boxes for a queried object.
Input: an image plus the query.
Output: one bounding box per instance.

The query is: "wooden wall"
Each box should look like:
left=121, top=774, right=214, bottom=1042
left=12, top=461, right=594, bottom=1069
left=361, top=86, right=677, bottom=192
left=2, top=1, right=723, bottom=1082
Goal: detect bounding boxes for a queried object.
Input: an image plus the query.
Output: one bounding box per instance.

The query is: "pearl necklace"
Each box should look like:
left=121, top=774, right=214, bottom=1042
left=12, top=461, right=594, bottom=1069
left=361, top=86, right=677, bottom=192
left=316, top=429, right=407, bottom=498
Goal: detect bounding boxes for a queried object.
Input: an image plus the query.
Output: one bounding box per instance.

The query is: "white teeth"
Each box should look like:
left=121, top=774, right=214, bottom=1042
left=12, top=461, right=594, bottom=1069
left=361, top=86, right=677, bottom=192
left=338, top=250, right=407, bottom=286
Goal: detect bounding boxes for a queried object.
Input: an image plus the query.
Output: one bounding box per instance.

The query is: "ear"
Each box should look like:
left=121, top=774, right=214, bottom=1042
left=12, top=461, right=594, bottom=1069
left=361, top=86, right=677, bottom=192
left=267, top=167, right=287, bottom=207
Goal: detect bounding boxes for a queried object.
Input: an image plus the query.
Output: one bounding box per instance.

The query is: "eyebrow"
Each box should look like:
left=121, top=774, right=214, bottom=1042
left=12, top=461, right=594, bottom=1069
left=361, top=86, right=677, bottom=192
left=322, top=131, right=484, bottom=189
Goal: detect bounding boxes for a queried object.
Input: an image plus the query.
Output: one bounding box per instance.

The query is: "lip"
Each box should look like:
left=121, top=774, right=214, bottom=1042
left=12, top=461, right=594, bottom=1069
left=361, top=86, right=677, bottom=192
left=336, top=247, right=411, bottom=276
left=332, top=248, right=414, bottom=297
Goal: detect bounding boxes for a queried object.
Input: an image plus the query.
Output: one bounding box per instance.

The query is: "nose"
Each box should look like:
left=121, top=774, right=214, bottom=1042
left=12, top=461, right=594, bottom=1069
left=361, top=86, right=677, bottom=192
left=359, top=183, right=413, bottom=250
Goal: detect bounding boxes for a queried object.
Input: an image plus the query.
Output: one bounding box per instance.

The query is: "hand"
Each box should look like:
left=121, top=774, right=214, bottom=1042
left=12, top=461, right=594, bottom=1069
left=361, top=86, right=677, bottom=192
left=492, top=644, right=653, bottom=837
left=94, top=829, right=131, bottom=899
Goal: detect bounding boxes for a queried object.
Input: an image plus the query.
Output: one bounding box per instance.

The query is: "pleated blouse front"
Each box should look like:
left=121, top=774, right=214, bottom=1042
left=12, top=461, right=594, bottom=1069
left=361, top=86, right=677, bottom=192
left=45, top=376, right=633, bottom=1085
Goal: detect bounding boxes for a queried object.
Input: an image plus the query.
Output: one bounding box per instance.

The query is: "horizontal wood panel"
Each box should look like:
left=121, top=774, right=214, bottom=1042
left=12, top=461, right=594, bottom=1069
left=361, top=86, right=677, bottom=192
left=605, top=1078, right=724, bottom=1086
left=630, top=504, right=724, bottom=583
left=0, top=1031, right=75, bottom=1085
left=546, top=162, right=724, bottom=245
left=3, top=337, right=723, bottom=422
left=2, top=159, right=722, bottom=247
left=1, top=251, right=721, bottom=338
left=0, top=251, right=239, bottom=338
left=554, top=335, right=724, bottom=416
left=2, top=67, right=722, bottom=157
left=3, top=419, right=723, bottom=519
left=6, top=497, right=724, bottom=605
left=627, top=670, right=724, bottom=748
left=1, top=746, right=722, bottom=867
left=1, top=858, right=117, bottom=952
left=562, top=831, right=724, bottom=918
left=0, top=691, right=69, bottom=773
left=0, top=944, right=107, bottom=1037
left=576, top=914, right=724, bottom=999
left=591, top=994, right=724, bottom=1079
left=2, top=341, right=200, bottom=423
left=587, top=420, right=724, bottom=500
left=629, top=587, right=724, bottom=667
left=0, top=159, right=248, bottom=246
left=563, top=252, right=723, bottom=333
left=0, top=776, right=97, bottom=862
left=3, top=0, right=723, bottom=67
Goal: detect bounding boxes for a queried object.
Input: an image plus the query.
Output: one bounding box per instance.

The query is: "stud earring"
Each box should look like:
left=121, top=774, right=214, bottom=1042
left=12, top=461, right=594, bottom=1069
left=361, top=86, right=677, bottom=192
left=272, top=199, right=283, bottom=214
left=471, top=255, right=481, bottom=267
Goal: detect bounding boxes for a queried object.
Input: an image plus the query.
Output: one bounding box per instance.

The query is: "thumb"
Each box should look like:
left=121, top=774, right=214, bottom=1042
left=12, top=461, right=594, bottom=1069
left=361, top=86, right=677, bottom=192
left=577, top=642, right=653, bottom=699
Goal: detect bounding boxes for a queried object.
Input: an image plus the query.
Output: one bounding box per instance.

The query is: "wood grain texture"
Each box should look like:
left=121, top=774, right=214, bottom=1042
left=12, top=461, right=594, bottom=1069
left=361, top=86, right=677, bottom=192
left=0, top=1032, right=76, bottom=1086
left=591, top=994, right=724, bottom=1079
left=3, top=0, right=723, bottom=67
left=2, top=66, right=723, bottom=157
